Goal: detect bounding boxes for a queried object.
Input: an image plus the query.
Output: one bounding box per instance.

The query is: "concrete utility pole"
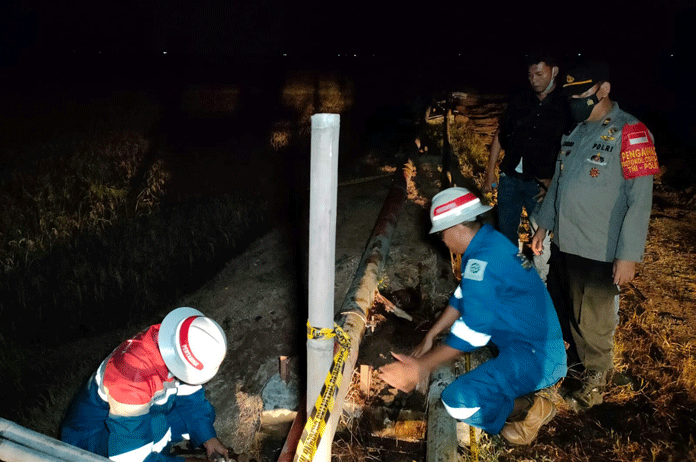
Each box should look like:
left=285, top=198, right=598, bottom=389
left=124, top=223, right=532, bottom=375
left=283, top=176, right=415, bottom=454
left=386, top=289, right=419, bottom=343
left=306, top=113, right=340, bottom=462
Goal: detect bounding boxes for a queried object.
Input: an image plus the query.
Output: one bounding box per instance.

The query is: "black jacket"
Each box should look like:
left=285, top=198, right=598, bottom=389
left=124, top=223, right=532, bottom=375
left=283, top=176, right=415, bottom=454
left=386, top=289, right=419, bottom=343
left=498, top=86, right=572, bottom=179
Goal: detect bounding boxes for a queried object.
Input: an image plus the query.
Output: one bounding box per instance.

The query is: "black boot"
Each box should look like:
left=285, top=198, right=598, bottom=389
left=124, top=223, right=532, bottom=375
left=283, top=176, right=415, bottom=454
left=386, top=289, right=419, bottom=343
left=566, top=369, right=607, bottom=411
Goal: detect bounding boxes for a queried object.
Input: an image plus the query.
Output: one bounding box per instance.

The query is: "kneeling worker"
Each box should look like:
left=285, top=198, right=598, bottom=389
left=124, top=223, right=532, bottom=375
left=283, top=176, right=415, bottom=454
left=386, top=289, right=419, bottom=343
left=379, top=187, right=567, bottom=445
left=61, top=307, right=230, bottom=462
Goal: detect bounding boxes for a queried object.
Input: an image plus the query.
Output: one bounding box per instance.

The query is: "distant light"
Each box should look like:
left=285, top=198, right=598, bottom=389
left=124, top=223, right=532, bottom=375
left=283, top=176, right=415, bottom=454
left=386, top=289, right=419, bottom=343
left=283, top=53, right=287, bottom=57
left=458, top=53, right=461, bottom=57
left=338, top=54, right=341, bottom=57
left=353, top=54, right=357, bottom=57
left=670, top=53, right=674, bottom=57
left=578, top=53, right=582, bottom=56
left=163, top=51, right=167, bottom=55
left=99, top=51, right=102, bottom=54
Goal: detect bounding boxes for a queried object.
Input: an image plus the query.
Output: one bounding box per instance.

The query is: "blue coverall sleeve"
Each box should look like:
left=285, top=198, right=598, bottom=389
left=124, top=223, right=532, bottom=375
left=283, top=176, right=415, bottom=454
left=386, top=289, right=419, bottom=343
left=172, top=388, right=217, bottom=448
left=448, top=286, right=465, bottom=313
left=443, top=274, right=495, bottom=353
left=103, top=388, right=215, bottom=462
left=105, top=413, right=180, bottom=462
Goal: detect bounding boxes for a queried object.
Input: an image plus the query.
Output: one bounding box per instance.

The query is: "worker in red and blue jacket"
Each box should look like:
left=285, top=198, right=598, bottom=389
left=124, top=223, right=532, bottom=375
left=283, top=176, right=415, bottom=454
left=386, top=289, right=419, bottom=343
left=61, top=307, right=229, bottom=462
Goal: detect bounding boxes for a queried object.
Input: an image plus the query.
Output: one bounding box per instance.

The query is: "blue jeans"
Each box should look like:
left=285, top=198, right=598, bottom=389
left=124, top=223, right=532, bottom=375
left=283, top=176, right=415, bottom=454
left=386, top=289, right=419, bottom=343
left=497, top=173, right=551, bottom=282
left=497, top=173, right=540, bottom=246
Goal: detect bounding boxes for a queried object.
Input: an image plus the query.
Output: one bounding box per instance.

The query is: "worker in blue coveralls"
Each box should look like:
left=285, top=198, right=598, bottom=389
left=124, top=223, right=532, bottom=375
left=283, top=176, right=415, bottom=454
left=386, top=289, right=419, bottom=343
left=61, top=307, right=230, bottom=462
left=379, top=187, right=567, bottom=445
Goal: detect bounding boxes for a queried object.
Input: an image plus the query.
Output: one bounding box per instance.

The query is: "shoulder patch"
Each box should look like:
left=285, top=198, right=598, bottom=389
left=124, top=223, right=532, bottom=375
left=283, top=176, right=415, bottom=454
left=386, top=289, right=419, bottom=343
left=620, top=122, right=659, bottom=179
left=464, top=259, right=487, bottom=281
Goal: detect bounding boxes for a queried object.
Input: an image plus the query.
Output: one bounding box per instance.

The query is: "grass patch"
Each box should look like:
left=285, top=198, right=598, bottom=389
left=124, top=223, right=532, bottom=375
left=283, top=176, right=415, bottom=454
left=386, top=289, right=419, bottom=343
left=422, top=115, right=490, bottom=192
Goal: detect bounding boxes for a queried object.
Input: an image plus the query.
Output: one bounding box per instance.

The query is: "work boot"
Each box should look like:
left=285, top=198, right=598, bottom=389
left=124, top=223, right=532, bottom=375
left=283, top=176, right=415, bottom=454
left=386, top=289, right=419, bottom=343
left=567, top=369, right=607, bottom=411
left=500, top=395, right=556, bottom=445
left=558, top=363, right=584, bottom=398
left=506, top=393, right=535, bottom=422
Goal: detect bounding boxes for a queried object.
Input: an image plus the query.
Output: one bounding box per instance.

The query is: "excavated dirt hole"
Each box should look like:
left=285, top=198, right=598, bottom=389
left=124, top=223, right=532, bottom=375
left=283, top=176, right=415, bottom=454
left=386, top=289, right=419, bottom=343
left=333, top=287, right=436, bottom=461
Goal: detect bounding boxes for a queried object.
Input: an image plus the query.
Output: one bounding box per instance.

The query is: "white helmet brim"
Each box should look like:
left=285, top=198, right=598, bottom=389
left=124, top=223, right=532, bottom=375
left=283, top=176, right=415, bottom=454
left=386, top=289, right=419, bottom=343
left=157, top=307, right=214, bottom=385
left=429, top=187, right=493, bottom=234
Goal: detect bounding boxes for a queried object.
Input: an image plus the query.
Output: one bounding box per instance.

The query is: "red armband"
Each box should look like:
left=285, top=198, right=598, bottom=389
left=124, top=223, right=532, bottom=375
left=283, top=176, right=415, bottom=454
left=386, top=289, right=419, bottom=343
left=620, top=122, right=659, bottom=179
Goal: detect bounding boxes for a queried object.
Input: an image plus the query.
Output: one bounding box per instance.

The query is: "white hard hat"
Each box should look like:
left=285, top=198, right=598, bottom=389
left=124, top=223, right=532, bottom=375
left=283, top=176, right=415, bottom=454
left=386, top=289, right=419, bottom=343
left=158, top=307, right=227, bottom=385
left=429, top=187, right=492, bottom=234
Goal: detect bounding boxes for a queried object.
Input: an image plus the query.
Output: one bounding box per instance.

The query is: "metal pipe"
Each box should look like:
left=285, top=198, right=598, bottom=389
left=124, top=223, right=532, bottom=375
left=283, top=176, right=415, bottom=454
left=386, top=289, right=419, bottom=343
left=314, top=161, right=414, bottom=458
left=277, top=400, right=306, bottom=462
left=0, top=439, right=64, bottom=462
left=0, top=417, right=111, bottom=462
left=279, top=162, right=413, bottom=461
left=306, top=113, right=340, bottom=462
left=426, top=365, right=458, bottom=462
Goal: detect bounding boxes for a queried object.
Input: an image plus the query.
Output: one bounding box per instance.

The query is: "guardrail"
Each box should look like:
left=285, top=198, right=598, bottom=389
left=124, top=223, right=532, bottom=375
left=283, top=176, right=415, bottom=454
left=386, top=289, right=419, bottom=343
left=0, top=417, right=111, bottom=462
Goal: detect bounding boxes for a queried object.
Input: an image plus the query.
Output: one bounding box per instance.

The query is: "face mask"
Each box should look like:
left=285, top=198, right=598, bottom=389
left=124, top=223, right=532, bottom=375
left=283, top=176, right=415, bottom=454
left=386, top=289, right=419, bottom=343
left=569, top=92, right=600, bottom=122
left=540, top=69, right=557, bottom=95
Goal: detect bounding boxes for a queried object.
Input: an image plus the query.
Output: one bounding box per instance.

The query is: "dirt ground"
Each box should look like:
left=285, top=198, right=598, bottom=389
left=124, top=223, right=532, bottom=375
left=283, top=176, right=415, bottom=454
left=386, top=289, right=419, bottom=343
left=10, top=93, right=696, bottom=462
left=170, top=151, right=457, bottom=458
left=12, top=144, right=451, bottom=453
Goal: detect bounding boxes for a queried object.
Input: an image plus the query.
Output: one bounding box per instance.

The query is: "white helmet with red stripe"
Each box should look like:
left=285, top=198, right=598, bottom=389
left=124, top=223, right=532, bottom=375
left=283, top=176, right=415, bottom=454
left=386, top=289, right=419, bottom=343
left=158, top=307, right=227, bottom=385
left=429, top=187, right=492, bottom=234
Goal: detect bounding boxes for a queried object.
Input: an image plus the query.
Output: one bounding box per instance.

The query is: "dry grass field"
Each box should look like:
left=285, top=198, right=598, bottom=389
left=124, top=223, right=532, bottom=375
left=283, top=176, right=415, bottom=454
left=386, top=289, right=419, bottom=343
left=1, top=77, right=694, bottom=462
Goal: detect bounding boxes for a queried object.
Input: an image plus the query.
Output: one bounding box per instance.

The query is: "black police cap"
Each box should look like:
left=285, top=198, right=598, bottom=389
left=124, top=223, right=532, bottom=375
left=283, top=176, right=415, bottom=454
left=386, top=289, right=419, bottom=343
left=562, top=61, right=610, bottom=96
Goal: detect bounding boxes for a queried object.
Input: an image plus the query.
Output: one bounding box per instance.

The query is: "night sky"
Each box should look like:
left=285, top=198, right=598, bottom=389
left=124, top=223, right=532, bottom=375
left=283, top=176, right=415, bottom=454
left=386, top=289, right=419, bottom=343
left=2, top=1, right=693, bottom=62
left=1, top=1, right=695, bottom=147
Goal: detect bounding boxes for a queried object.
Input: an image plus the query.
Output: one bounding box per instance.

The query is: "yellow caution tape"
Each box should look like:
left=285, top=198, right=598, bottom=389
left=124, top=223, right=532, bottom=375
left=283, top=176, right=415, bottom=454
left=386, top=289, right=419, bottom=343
left=294, top=321, right=351, bottom=462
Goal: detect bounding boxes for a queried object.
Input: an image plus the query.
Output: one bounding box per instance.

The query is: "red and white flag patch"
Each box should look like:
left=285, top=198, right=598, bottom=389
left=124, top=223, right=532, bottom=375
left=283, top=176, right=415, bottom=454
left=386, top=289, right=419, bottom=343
left=628, top=131, right=649, bottom=145
left=620, top=122, right=658, bottom=179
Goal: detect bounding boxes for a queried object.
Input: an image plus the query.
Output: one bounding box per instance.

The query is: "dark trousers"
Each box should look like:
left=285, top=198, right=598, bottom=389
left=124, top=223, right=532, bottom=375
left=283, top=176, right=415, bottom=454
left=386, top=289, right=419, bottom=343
left=547, top=244, right=620, bottom=372
left=496, top=173, right=540, bottom=247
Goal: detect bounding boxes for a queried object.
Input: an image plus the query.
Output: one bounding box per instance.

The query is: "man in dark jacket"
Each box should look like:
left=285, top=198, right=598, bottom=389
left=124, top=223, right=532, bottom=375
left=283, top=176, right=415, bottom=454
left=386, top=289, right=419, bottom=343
left=484, top=53, right=571, bottom=282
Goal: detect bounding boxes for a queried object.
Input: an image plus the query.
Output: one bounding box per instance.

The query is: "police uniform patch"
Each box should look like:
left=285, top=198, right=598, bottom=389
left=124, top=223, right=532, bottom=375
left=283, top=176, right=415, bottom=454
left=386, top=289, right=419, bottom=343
left=587, top=154, right=606, bottom=166
left=464, top=259, right=487, bottom=281
left=590, top=167, right=599, bottom=177
left=592, top=142, right=614, bottom=152
left=620, top=122, right=659, bottom=179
